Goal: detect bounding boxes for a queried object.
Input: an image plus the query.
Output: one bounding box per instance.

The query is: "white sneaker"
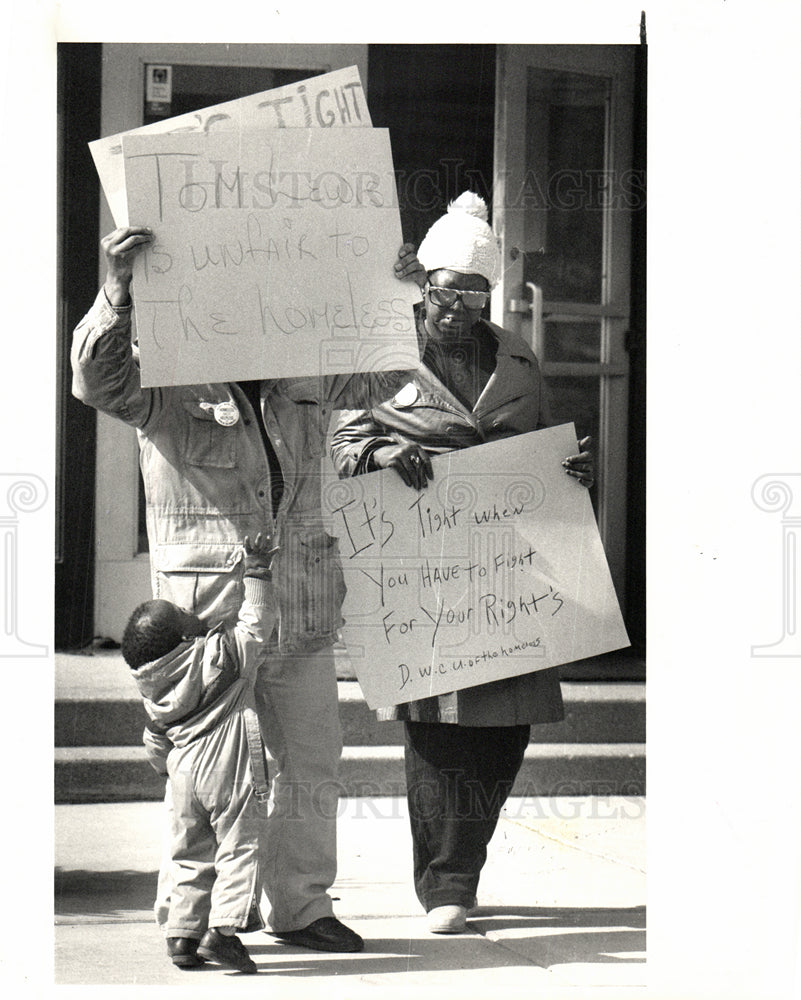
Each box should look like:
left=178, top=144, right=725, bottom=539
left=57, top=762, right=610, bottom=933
left=427, top=905, right=468, bottom=933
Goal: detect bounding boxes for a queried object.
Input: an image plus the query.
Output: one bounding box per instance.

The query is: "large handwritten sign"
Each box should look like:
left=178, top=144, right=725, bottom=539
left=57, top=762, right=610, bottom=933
left=91, top=66, right=370, bottom=225
left=122, top=128, right=420, bottom=385
left=323, top=424, right=630, bottom=708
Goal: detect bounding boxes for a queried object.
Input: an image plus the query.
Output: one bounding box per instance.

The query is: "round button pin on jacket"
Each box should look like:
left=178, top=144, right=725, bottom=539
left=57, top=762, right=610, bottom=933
left=213, top=401, right=240, bottom=426
left=392, top=382, right=419, bottom=407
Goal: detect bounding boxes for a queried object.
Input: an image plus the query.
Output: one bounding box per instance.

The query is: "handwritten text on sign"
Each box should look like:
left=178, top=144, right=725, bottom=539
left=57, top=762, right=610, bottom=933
left=91, top=66, right=370, bottom=226
left=122, top=128, right=420, bottom=386
left=324, top=425, right=629, bottom=709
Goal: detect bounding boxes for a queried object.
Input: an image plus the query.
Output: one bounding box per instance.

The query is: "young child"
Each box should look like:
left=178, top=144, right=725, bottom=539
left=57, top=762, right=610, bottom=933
left=122, top=533, right=277, bottom=975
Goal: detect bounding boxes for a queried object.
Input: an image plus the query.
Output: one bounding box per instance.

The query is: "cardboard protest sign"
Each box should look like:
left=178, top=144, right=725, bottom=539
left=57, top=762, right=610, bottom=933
left=122, top=127, right=420, bottom=385
left=91, top=65, right=370, bottom=225
left=323, top=424, right=630, bottom=709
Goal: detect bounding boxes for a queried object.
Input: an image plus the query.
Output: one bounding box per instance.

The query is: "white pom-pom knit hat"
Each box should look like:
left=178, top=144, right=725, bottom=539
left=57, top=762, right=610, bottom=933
left=416, top=191, right=501, bottom=289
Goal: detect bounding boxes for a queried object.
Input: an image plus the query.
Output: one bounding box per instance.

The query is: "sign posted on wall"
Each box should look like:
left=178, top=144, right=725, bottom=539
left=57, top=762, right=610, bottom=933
left=122, top=127, right=420, bottom=385
left=324, top=424, right=630, bottom=709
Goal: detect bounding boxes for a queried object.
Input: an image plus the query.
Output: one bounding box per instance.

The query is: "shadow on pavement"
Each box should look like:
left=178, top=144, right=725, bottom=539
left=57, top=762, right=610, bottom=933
left=55, top=870, right=646, bottom=974
left=247, top=937, right=537, bottom=975
left=473, top=904, right=645, bottom=928
left=471, top=905, right=645, bottom=967
left=56, top=869, right=159, bottom=916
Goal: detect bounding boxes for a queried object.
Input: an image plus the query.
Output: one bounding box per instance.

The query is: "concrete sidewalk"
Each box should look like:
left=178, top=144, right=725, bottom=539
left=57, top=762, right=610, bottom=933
left=55, top=795, right=646, bottom=995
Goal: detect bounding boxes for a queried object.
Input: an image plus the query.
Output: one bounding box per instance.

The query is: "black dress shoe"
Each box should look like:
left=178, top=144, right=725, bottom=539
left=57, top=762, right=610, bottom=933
left=273, top=916, right=364, bottom=953
left=197, top=928, right=258, bottom=974
left=166, top=937, right=205, bottom=969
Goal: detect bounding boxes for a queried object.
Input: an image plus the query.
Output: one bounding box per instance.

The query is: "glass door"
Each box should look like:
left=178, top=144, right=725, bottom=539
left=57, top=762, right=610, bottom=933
left=493, top=45, right=636, bottom=614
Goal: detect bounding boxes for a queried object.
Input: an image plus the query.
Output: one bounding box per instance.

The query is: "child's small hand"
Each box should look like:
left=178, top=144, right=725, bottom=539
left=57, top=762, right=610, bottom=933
left=242, top=533, right=279, bottom=577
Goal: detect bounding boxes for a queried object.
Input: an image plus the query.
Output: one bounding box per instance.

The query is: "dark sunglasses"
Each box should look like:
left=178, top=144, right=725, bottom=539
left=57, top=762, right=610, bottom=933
left=425, top=285, right=490, bottom=310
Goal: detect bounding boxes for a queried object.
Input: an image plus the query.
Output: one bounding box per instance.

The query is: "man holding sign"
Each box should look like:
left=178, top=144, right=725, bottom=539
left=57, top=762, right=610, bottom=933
left=71, top=221, right=412, bottom=956
left=331, top=193, right=606, bottom=935
left=72, top=68, right=422, bottom=959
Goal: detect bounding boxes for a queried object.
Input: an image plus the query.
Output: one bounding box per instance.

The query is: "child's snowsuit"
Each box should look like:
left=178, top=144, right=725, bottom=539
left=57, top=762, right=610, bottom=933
left=133, top=575, right=274, bottom=939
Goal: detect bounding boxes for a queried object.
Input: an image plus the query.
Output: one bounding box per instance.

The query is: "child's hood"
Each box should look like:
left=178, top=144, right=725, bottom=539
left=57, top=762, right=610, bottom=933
left=133, top=624, right=227, bottom=726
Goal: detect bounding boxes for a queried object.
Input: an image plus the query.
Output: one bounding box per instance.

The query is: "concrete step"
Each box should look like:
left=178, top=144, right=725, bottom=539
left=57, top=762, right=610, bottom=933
left=54, top=742, right=645, bottom=804
left=338, top=681, right=645, bottom=746
left=55, top=678, right=645, bottom=748
left=54, top=651, right=644, bottom=802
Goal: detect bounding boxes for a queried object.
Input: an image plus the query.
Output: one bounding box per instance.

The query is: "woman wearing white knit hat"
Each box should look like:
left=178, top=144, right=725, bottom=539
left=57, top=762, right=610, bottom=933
left=331, top=193, right=593, bottom=934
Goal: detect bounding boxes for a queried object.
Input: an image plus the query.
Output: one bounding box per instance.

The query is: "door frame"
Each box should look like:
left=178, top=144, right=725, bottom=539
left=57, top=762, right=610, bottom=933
left=492, top=44, right=636, bottom=614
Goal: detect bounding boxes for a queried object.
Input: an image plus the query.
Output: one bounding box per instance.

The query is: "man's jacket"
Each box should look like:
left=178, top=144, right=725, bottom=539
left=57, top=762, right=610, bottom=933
left=72, top=290, right=410, bottom=651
